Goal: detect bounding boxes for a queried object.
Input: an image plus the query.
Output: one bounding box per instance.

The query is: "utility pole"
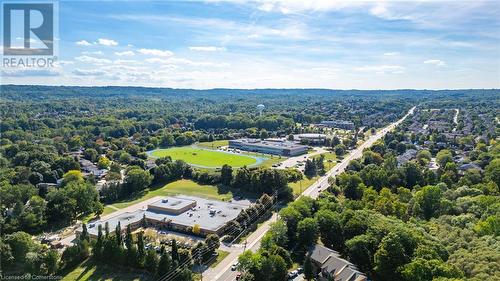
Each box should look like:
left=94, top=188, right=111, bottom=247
left=243, top=239, right=247, bottom=251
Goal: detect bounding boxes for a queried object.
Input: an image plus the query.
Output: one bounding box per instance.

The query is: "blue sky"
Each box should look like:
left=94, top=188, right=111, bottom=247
left=2, top=0, right=500, bottom=89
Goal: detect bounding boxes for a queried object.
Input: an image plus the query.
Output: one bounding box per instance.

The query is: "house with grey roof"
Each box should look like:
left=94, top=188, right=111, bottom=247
left=458, top=163, right=483, bottom=174
left=309, top=244, right=367, bottom=281
left=397, top=149, right=417, bottom=166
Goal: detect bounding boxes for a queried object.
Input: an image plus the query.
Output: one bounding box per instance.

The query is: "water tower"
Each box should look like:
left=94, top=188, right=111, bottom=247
left=257, top=104, right=265, bottom=116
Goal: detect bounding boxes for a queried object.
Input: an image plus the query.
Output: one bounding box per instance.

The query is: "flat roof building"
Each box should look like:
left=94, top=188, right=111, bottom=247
left=229, top=138, right=308, bottom=156
left=82, top=196, right=251, bottom=238
left=318, top=120, right=355, bottom=130
left=148, top=197, right=196, bottom=214
left=295, top=133, right=327, bottom=145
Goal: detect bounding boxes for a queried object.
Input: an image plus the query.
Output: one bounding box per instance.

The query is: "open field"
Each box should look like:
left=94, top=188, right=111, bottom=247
left=210, top=250, right=230, bottom=268
left=313, top=151, right=338, bottom=169
left=289, top=176, right=319, bottom=195
left=197, top=140, right=229, bottom=149
left=62, top=259, right=151, bottom=281
left=107, top=179, right=232, bottom=211
left=196, top=140, right=286, bottom=167
left=149, top=146, right=259, bottom=168
left=313, top=151, right=337, bottom=162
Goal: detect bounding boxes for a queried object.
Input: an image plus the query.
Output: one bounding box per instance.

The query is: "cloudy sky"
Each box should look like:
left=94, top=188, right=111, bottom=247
left=2, top=0, right=500, bottom=89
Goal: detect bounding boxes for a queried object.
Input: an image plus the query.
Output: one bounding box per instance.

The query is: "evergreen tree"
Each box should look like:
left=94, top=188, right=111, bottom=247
left=104, top=221, right=109, bottom=237
left=157, top=249, right=172, bottom=276
left=145, top=249, right=159, bottom=274
left=80, top=223, right=89, bottom=243
left=304, top=256, right=314, bottom=281
left=125, top=224, right=133, bottom=250
left=115, top=221, right=122, bottom=246
left=142, top=213, right=148, bottom=227
left=137, top=231, right=145, bottom=266
left=93, top=224, right=103, bottom=259
left=171, top=239, right=179, bottom=262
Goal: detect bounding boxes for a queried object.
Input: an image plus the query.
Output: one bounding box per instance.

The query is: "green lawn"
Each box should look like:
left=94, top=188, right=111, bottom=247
left=150, top=146, right=258, bottom=168
left=196, top=140, right=229, bottom=149
left=313, top=151, right=338, bottom=169
left=102, top=206, right=118, bottom=216
left=210, top=250, right=230, bottom=268
left=107, top=179, right=233, bottom=211
left=62, top=259, right=151, bottom=281
left=289, top=176, right=319, bottom=195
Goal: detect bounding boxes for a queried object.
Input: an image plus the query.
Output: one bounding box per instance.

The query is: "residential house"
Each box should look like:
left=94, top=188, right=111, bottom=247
left=397, top=149, right=417, bottom=166
left=458, top=163, right=483, bottom=175
left=309, top=244, right=367, bottom=281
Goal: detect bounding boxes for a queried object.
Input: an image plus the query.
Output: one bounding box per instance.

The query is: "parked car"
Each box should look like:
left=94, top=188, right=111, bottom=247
left=231, top=262, right=239, bottom=271
left=288, top=270, right=298, bottom=279
left=154, top=245, right=161, bottom=253
left=235, top=272, right=242, bottom=280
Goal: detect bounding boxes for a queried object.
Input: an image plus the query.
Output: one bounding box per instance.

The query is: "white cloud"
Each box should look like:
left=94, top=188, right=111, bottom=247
left=189, top=46, right=226, bottom=52
left=55, top=60, right=74, bottom=66
left=138, top=48, right=173, bottom=57
left=383, top=52, right=399, bottom=56
left=144, top=58, right=169, bottom=64
left=2, top=69, right=61, bottom=77
left=76, top=40, right=92, bottom=46
left=249, top=0, right=366, bottom=14
left=74, top=55, right=112, bottom=65
left=113, top=59, right=140, bottom=65
left=72, top=69, right=107, bottom=76
left=145, top=57, right=229, bottom=68
left=370, top=3, right=390, bottom=19
left=97, top=38, right=118, bottom=46
left=82, top=51, right=103, bottom=55
left=115, top=51, right=135, bottom=56
left=356, top=65, right=405, bottom=74
left=424, top=59, right=446, bottom=66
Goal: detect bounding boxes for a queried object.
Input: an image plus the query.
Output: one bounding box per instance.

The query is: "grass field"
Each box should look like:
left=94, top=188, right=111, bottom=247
left=62, top=259, right=151, bottom=281
left=210, top=250, right=230, bottom=268
left=313, top=151, right=338, bottom=169
left=196, top=140, right=229, bottom=149
left=107, top=179, right=232, bottom=211
left=150, top=146, right=258, bottom=168
left=289, top=176, right=319, bottom=195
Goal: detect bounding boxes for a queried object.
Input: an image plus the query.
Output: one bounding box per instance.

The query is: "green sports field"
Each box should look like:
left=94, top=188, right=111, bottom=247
left=149, top=146, right=261, bottom=168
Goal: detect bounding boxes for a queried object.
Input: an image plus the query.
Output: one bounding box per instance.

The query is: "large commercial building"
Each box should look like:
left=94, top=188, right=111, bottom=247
left=294, top=133, right=327, bottom=145
left=81, top=196, right=250, bottom=238
left=318, top=120, right=355, bottom=130
left=228, top=138, right=308, bottom=156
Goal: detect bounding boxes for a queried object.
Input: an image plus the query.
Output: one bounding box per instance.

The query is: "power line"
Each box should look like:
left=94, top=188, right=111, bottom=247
left=156, top=190, right=280, bottom=281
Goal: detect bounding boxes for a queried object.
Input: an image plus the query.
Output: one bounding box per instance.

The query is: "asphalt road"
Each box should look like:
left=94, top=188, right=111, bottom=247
left=202, top=214, right=278, bottom=281
left=303, top=106, right=415, bottom=198
left=205, top=106, right=416, bottom=281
